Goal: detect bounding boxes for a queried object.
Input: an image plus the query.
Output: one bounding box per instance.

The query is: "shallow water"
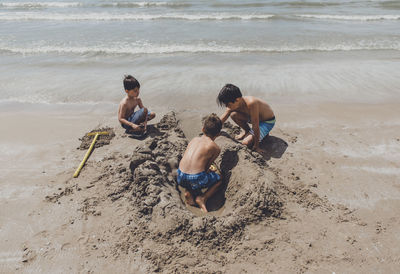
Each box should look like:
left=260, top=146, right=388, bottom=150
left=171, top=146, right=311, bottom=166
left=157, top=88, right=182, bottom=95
left=1, top=0, right=400, bottom=109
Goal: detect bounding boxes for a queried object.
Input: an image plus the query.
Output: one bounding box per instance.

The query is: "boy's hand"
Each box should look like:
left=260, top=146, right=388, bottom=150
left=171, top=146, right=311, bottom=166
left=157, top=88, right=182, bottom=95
left=140, top=122, right=147, bottom=131
left=130, top=123, right=141, bottom=130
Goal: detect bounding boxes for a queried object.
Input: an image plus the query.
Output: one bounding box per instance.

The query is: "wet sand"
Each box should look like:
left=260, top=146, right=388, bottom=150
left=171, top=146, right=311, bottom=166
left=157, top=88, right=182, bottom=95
left=1, top=102, right=399, bottom=273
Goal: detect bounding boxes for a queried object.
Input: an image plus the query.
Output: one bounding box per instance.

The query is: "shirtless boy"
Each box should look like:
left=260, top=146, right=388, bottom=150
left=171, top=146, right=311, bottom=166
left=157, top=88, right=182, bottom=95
left=177, top=114, right=222, bottom=213
left=118, top=75, right=156, bottom=134
left=217, top=84, right=275, bottom=152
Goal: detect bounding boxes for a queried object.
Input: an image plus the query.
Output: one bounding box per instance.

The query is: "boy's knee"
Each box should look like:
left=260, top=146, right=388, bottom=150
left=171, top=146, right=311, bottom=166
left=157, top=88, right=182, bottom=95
left=242, top=138, right=252, bottom=146
left=141, top=108, right=148, bottom=117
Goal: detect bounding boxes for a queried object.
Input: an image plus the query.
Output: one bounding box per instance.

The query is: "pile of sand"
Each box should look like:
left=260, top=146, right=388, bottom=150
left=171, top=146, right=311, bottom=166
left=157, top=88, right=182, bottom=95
left=26, top=112, right=338, bottom=273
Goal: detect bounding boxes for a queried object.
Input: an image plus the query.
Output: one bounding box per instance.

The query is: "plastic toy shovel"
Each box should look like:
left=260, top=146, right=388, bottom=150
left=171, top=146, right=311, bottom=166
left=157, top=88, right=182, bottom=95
left=73, top=131, right=109, bottom=178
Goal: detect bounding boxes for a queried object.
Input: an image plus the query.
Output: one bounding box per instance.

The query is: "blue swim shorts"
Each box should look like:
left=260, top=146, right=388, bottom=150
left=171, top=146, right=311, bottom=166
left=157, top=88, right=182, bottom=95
left=249, top=116, right=276, bottom=142
left=122, top=108, right=152, bottom=130
left=177, top=168, right=220, bottom=191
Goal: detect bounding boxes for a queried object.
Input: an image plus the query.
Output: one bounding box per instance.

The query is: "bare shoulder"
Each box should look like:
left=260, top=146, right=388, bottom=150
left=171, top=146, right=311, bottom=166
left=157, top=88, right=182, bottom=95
left=119, top=97, right=128, bottom=107
left=243, top=96, right=257, bottom=106
left=187, top=136, right=201, bottom=147
left=211, top=141, right=221, bottom=153
left=247, top=96, right=271, bottom=109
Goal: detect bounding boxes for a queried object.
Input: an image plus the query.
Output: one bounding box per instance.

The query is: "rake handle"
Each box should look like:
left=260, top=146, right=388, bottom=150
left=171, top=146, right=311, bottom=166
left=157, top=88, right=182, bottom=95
left=73, top=133, right=100, bottom=178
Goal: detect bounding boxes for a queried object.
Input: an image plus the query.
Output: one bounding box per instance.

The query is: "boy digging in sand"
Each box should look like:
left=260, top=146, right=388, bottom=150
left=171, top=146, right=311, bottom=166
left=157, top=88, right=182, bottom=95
left=177, top=114, right=222, bottom=213
left=218, top=84, right=275, bottom=153
left=118, top=75, right=156, bottom=135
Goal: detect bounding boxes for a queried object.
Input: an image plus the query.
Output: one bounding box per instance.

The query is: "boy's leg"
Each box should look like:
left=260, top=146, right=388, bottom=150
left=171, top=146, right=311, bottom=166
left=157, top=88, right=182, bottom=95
left=136, top=107, right=148, bottom=124
left=195, top=180, right=222, bottom=213
left=242, top=133, right=254, bottom=147
left=230, top=111, right=251, bottom=140
left=243, top=121, right=274, bottom=148
left=148, top=112, right=156, bottom=121
left=125, top=108, right=148, bottom=133
left=184, top=190, right=196, bottom=206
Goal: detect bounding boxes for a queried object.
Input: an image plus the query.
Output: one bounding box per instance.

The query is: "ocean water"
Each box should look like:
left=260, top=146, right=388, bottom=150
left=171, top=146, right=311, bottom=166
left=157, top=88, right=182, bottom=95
left=1, top=0, right=400, bottom=110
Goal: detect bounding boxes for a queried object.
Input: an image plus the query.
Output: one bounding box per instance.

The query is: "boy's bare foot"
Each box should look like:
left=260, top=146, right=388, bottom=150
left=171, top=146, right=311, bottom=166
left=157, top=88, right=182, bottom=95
left=235, top=131, right=249, bottom=140
left=195, top=196, right=208, bottom=213
left=184, top=191, right=196, bottom=206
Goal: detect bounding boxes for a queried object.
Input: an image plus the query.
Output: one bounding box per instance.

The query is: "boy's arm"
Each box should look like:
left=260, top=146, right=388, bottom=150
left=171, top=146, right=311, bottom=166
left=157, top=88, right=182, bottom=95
left=249, top=102, right=260, bottom=149
left=137, top=98, right=144, bottom=109
left=220, top=108, right=232, bottom=124
left=206, top=146, right=221, bottom=172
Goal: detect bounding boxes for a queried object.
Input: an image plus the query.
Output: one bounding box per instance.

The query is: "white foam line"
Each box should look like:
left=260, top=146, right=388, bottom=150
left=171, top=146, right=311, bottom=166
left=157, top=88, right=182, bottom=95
left=1, top=41, right=400, bottom=56
left=297, top=14, right=400, bottom=21
left=0, top=12, right=275, bottom=21
left=1, top=2, right=80, bottom=8
left=110, top=1, right=184, bottom=7
left=1, top=1, right=187, bottom=8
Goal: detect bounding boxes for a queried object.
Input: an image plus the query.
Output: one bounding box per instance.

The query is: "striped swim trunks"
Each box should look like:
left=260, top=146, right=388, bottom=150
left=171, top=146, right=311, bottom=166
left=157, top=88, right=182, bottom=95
left=249, top=116, right=276, bottom=142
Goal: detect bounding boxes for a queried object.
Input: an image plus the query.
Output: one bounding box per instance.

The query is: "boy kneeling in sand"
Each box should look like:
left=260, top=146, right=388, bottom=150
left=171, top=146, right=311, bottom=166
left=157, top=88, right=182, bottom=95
left=218, top=84, right=275, bottom=153
left=177, top=114, right=222, bottom=213
left=118, top=75, right=156, bottom=135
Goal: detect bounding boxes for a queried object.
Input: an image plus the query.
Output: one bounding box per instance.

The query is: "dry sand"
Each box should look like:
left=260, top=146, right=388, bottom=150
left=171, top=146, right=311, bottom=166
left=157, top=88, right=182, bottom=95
left=1, top=103, right=400, bottom=273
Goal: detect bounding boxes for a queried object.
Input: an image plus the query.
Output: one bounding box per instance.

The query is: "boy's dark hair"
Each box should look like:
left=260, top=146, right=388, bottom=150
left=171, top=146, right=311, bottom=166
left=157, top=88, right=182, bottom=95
left=217, top=84, right=242, bottom=107
left=123, top=75, right=140, bottom=91
left=203, top=113, right=222, bottom=137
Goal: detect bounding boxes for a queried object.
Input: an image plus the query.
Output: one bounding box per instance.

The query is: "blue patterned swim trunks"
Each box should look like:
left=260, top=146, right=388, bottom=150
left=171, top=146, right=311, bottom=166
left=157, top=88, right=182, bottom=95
left=121, top=108, right=152, bottom=130
left=249, top=116, right=276, bottom=142
left=177, top=168, right=220, bottom=191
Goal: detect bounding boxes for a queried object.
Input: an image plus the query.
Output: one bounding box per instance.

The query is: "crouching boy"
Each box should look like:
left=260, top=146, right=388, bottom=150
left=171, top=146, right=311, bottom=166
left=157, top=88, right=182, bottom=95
left=177, top=114, right=222, bottom=213
left=118, top=75, right=156, bottom=134
left=217, top=84, right=275, bottom=152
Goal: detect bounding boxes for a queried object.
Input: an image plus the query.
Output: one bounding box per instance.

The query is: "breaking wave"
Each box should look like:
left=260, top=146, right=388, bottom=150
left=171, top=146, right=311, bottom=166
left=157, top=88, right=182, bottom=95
left=0, top=12, right=276, bottom=21
left=1, top=40, right=399, bottom=56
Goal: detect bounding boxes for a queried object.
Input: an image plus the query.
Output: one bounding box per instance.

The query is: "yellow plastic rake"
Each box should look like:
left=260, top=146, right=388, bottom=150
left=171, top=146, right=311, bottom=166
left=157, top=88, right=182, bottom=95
left=73, top=131, right=109, bottom=178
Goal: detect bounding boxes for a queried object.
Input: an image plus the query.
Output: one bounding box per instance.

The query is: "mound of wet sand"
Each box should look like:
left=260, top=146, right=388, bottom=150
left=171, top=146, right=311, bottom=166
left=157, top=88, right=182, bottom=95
left=31, top=112, right=338, bottom=273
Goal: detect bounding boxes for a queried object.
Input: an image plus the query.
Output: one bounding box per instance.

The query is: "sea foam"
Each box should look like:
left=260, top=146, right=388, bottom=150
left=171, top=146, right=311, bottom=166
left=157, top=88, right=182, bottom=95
left=0, top=12, right=276, bottom=21
left=297, top=14, right=400, bottom=21
left=1, top=40, right=399, bottom=56
left=1, top=2, right=80, bottom=8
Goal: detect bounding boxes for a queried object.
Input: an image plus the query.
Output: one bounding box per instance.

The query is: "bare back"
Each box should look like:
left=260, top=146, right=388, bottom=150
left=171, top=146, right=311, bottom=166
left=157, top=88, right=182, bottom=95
left=242, top=96, right=274, bottom=122
left=179, top=135, right=220, bottom=174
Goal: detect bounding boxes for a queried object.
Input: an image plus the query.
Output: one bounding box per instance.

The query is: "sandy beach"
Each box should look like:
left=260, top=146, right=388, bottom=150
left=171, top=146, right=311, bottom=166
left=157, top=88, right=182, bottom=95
left=1, top=101, right=399, bottom=273
left=2, top=0, right=400, bottom=272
